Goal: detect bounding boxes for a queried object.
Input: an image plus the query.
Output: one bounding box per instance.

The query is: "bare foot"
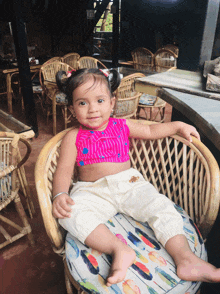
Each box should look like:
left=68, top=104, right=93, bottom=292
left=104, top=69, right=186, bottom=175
left=177, top=253, right=220, bottom=283
left=106, top=245, right=136, bottom=287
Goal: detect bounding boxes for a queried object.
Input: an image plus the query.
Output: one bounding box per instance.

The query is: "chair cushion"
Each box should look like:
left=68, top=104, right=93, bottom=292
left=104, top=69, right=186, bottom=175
left=55, top=92, right=68, bottom=104
left=65, top=203, right=206, bottom=294
left=32, top=85, right=42, bottom=93
left=0, top=163, right=12, bottom=202
left=139, top=93, right=157, bottom=106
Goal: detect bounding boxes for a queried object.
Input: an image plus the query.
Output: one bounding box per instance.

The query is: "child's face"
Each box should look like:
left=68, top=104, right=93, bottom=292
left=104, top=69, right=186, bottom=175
left=72, top=78, right=115, bottom=131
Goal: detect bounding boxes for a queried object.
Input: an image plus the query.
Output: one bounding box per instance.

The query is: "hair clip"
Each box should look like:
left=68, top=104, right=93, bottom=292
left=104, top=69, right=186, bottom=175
left=67, top=69, right=76, bottom=78
left=99, top=69, right=109, bottom=77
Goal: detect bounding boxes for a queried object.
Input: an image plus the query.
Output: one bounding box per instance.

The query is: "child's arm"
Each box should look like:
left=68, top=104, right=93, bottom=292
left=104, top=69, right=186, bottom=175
left=52, top=129, right=78, bottom=219
left=126, top=120, right=200, bottom=142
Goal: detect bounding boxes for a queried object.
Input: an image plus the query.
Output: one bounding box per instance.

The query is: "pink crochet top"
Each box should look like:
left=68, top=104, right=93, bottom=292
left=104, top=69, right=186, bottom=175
left=75, top=118, right=130, bottom=166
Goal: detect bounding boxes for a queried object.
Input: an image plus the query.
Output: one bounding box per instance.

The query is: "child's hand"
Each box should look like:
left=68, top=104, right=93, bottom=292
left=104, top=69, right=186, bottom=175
left=177, top=123, right=200, bottom=143
left=52, top=194, right=75, bottom=219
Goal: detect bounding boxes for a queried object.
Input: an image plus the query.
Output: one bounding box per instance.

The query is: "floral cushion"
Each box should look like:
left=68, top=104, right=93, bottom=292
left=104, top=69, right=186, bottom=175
left=65, top=204, right=206, bottom=294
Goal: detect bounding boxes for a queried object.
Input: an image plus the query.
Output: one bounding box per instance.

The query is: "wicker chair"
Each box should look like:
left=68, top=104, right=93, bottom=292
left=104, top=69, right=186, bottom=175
left=131, top=47, right=154, bottom=71
left=137, top=49, right=177, bottom=122
left=0, top=132, right=35, bottom=249
left=77, top=56, right=107, bottom=69
left=43, top=56, right=63, bottom=65
left=154, top=48, right=177, bottom=73
left=62, top=53, right=80, bottom=69
left=35, top=123, right=220, bottom=294
left=113, top=73, right=145, bottom=119
left=163, top=44, right=179, bottom=57
left=39, top=61, right=75, bottom=135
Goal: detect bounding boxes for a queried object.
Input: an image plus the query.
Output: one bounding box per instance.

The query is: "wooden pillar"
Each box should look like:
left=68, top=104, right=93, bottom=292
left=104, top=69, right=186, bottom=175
left=11, top=3, right=38, bottom=135
left=112, top=0, right=120, bottom=67
left=199, top=0, right=220, bottom=68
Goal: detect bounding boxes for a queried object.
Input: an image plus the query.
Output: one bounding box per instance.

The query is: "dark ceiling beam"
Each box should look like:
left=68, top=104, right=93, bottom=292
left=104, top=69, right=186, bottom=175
left=11, top=0, right=38, bottom=135
left=112, top=0, right=119, bottom=67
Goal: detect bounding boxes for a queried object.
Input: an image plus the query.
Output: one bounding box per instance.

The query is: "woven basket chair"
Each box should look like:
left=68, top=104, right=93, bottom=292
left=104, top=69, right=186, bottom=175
left=62, top=53, right=80, bottom=69
left=113, top=73, right=145, bottom=119
left=163, top=44, right=179, bottom=57
left=35, top=122, right=220, bottom=294
left=131, top=47, right=154, bottom=71
left=154, top=48, right=177, bottom=73
left=0, top=132, right=34, bottom=249
left=43, top=56, right=63, bottom=65
left=137, top=49, right=177, bottom=123
left=39, top=61, right=75, bottom=135
left=77, top=56, right=107, bottom=69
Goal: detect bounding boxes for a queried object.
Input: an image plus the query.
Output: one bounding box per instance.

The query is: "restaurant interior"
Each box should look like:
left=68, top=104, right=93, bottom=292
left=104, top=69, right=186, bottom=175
left=0, top=0, right=220, bottom=293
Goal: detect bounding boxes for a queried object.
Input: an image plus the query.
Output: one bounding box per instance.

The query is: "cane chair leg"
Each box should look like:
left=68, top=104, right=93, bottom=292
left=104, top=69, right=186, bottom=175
left=14, top=195, right=35, bottom=246
left=139, top=105, right=166, bottom=123
left=64, top=268, right=74, bottom=294
left=64, top=260, right=86, bottom=294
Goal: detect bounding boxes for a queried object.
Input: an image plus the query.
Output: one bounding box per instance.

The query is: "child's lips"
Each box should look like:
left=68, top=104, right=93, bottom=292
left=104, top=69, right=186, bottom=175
left=88, top=117, right=99, bottom=120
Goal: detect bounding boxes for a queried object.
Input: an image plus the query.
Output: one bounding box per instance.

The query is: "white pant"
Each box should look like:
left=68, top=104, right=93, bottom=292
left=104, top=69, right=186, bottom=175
left=59, top=168, right=184, bottom=246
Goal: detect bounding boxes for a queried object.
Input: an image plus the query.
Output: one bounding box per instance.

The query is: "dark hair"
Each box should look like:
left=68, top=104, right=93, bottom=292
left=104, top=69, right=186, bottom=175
left=56, top=68, right=121, bottom=104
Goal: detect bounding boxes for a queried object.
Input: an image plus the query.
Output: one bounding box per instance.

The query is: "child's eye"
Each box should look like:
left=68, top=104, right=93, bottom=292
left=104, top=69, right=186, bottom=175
left=79, top=101, right=86, bottom=106
left=98, top=99, right=104, bottom=103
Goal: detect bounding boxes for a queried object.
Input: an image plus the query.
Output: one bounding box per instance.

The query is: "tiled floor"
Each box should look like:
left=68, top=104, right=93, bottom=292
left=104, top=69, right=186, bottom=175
left=0, top=98, right=220, bottom=294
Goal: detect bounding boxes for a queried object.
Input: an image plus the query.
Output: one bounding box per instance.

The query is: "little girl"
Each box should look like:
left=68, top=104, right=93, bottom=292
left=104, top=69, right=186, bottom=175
left=52, top=68, right=220, bottom=287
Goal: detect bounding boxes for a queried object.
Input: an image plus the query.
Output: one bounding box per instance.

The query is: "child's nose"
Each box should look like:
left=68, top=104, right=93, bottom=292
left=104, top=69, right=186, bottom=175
left=89, top=103, right=98, bottom=112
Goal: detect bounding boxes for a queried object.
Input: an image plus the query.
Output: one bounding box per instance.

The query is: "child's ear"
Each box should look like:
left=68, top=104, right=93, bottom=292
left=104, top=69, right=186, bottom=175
left=111, top=96, right=116, bottom=108
left=68, top=105, right=75, bottom=115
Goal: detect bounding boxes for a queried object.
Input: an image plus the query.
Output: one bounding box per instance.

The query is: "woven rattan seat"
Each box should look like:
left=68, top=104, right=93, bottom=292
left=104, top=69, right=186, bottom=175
left=35, top=122, right=220, bottom=294
left=0, top=132, right=34, bottom=249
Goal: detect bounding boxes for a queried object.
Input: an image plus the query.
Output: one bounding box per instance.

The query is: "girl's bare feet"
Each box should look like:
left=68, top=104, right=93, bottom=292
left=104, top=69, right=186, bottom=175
left=166, top=234, right=220, bottom=283
left=177, top=253, right=220, bottom=283
left=106, top=245, right=136, bottom=287
left=85, top=224, right=136, bottom=287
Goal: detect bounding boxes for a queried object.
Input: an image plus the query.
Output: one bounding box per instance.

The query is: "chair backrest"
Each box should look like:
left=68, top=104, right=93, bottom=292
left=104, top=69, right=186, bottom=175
left=154, top=48, right=177, bottom=72
left=43, top=57, right=63, bottom=66
left=131, top=47, right=154, bottom=71
left=163, top=44, right=179, bottom=57
left=39, top=61, right=74, bottom=87
left=35, top=123, right=220, bottom=252
left=62, top=53, right=80, bottom=69
left=0, top=132, right=31, bottom=206
left=113, top=73, right=145, bottom=119
left=78, top=56, right=107, bottom=69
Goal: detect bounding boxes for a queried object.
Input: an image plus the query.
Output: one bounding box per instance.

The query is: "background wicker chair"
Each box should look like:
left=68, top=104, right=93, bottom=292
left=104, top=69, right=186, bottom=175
left=0, top=132, right=34, bottom=249
left=131, top=47, right=154, bottom=71
left=35, top=123, right=220, bottom=294
left=42, top=56, right=63, bottom=65
left=154, top=48, right=177, bottom=73
left=137, top=49, right=178, bottom=122
left=113, top=73, right=145, bottom=119
left=77, top=56, right=107, bottom=69
left=62, top=53, right=80, bottom=69
left=39, top=61, right=75, bottom=135
left=163, top=44, right=179, bottom=57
